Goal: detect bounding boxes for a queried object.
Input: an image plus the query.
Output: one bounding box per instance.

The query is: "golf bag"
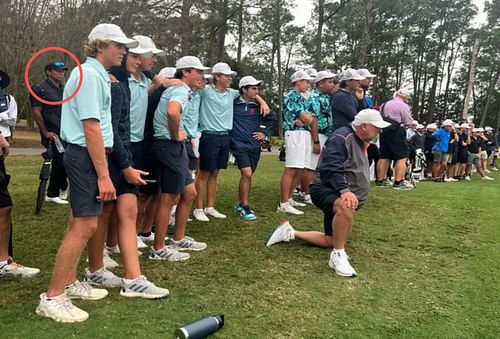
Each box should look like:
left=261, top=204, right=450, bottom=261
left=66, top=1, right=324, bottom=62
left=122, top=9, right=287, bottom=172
left=411, top=148, right=427, bottom=181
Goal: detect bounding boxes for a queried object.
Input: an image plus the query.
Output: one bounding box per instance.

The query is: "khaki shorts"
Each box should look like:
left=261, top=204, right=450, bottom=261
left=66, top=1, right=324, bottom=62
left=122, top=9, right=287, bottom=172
left=480, top=150, right=488, bottom=160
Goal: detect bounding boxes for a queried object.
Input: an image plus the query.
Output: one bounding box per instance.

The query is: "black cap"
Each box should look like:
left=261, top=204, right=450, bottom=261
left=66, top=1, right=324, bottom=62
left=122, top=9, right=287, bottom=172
left=45, top=61, right=68, bottom=72
left=0, top=70, right=10, bottom=89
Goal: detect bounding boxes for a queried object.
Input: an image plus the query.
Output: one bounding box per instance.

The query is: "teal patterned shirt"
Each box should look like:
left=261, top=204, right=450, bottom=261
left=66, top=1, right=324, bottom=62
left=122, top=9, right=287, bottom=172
left=282, top=90, right=309, bottom=131
left=306, top=88, right=333, bottom=135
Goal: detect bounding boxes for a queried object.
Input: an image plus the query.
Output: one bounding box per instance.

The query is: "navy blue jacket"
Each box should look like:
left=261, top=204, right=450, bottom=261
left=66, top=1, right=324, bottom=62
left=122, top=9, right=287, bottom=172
left=330, top=89, right=358, bottom=131
left=314, top=125, right=370, bottom=205
left=230, top=97, right=276, bottom=150
left=110, top=82, right=132, bottom=170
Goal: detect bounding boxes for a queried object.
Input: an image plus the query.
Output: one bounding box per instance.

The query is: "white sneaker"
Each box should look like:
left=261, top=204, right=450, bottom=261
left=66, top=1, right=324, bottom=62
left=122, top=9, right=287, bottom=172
left=0, top=258, right=40, bottom=277
left=45, top=196, right=69, bottom=205
left=36, top=293, right=89, bottom=323
left=103, top=252, right=119, bottom=269
left=59, top=190, right=68, bottom=200
left=204, top=208, right=226, bottom=219
left=491, top=167, right=498, bottom=171
left=482, top=176, right=494, bottom=181
left=149, top=246, right=191, bottom=261
left=303, top=195, right=314, bottom=205
left=137, top=236, right=148, bottom=249
left=168, top=236, right=207, bottom=251
left=120, top=275, right=169, bottom=299
left=277, top=203, right=304, bottom=215
left=465, top=175, right=471, bottom=181
left=265, top=221, right=295, bottom=247
left=193, top=208, right=210, bottom=222
left=105, top=244, right=141, bottom=256
left=485, top=169, right=491, bottom=173
left=329, top=250, right=357, bottom=277
left=139, top=232, right=155, bottom=243
left=84, top=267, right=122, bottom=288
left=65, top=280, right=108, bottom=300
left=289, top=199, right=306, bottom=207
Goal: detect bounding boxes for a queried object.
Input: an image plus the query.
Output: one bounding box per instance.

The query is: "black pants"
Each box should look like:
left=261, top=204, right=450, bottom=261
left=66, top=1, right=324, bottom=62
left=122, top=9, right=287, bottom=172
left=47, top=142, right=68, bottom=198
left=0, top=159, right=13, bottom=257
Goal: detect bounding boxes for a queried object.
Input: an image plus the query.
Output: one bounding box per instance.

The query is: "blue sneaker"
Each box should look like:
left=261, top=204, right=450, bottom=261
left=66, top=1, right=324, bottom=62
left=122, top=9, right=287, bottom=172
left=234, top=204, right=243, bottom=213
left=240, top=206, right=257, bottom=221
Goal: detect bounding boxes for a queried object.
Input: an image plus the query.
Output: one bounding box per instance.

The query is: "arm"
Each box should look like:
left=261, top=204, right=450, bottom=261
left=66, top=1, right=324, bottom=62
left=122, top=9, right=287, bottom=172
left=310, top=117, right=320, bottom=154
left=0, top=134, right=10, bottom=158
left=109, top=85, right=131, bottom=170
left=262, top=110, right=276, bottom=135
left=0, top=96, right=17, bottom=127
left=255, top=94, right=270, bottom=115
left=31, top=106, right=55, bottom=139
left=83, top=119, right=116, bottom=201
left=167, top=101, right=185, bottom=141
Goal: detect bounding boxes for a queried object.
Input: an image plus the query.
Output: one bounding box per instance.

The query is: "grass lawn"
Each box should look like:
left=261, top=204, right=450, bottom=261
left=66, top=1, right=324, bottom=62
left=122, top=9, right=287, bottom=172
left=1, top=155, right=499, bottom=338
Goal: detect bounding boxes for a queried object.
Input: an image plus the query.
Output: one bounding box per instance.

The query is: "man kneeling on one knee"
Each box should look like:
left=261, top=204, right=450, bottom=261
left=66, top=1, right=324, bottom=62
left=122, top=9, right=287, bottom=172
left=266, top=109, right=390, bottom=277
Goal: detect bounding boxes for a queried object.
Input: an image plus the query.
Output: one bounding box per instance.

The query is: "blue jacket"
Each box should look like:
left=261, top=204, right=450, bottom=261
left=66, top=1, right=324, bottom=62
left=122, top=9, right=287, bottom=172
left=330, top=89, right=359, bottom=131
left=432, top=128, right=450, bottom=152
left=231, top=97, right=276, bottom=150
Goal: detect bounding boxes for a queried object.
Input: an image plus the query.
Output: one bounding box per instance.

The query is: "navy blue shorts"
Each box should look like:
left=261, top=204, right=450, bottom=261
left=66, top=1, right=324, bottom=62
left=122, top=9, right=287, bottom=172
left=379, top=126, right=409, bottom=161
left=132, top=142, right=160, bottom=196
left=232, top=148, right=261, bottom=172
left=152, top=139, right=193, bottom=194
left=64, top=144, right=102, bottom=217
left=0, top=159, right=12, bottom=208
left=185, top=140, right=198, bottom=171
left=199, top=132, right=230, bottom=171
left=109, top=146, right=139, bottom=196
left=310, top=183, right=340, bottom=236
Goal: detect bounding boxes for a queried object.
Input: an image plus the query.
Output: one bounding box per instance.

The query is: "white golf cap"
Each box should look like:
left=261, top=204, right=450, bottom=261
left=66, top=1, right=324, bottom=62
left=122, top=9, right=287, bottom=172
left=353, top=109, right=391, bottom=129
left=454, top=123, right=461, bottom=128
left=158, top=67, right=176, bottom=79
left=416, top=124, right=424, bottom=129
left=212, top=62, right=237, bottom=75
left=175, top=56, right=209, bottom=70
left=460, top=123, right=470, bottom=128
left=341, top=68, right=365, bottom=81
left=130, top=35, right=166, bottom=56
left=291, top=70, right=314, bottom=83
left=472, top=128, right=479, bottom=133
left=239, top=76, right=262, bottom=88
left=427, top=123, right=437, bottom=129
left=442, top=119, right=454, bottom=127
left=88, top=23, right=138, bottom=48
left=394, top=88, right=411, bottom=98
left=357, top=68, right=376, bottom=78
left=477, top=127, right=484, bottom=132
left=314, top=70, right=336, bottom=83
left=485, top=126, right=493, bottom=131
left=411, top=120, right=418, bottom=125
left=306, top=68, right=318, bottom=78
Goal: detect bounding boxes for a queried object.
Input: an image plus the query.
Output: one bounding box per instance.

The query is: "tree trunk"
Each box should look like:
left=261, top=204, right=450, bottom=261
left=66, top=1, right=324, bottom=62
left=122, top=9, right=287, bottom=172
left=462, top=39, right=479, bottom=120
left=356, top=0, right=373, bottom=67
left=236, top=0, right=244, bottom=63
left=479, top=70, right=500, bottom=127
left=314, top=0, right=325, bottom=69
left=180, top=0, right=193, bottom=55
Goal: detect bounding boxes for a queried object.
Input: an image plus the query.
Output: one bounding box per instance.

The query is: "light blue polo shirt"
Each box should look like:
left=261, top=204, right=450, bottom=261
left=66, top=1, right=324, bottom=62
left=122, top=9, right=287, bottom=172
left=153, top=83, right=191, bottom=140
left=183, top=90, right=201, bottom=139
left=129, top=73, right=151, bottom=142
left=198, top=86, right=240, bottom=132
left=61, top=57, right=113, bottom=147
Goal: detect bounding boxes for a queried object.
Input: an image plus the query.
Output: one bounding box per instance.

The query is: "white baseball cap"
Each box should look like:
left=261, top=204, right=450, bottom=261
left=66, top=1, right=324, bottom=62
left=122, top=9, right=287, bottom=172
left=353, top=109, right=391, bottom=129
left=394, top=88, right=411, bottom=98
left=341, top=68, right=365, bottom=81
left=212, top=62, right=237, bottom=75
left=306, top=68, right=318, bottom=78
left=477, top=127, right=484, bottom=132
left=357, top=68, right=376, bottom=78
left=88, top=24, right=138, bottom=48
left=427, top=123, right=437, bottom=129
left=442, top=119, right=454, bottom=127
left=485, top=126, right=493, bottom=131
left=416, top=124, right=424, bottom=129
left=460, top=123, right=470, bottom=129
left=314, top=71, right=336, bottom=84
left=239, top=76, right=262, bottom=88
left=472, top=128, right=479, bottom=133
left=158, top=67, right=176, bottom=79
left=291, top=70, right=314, bottom=83
left=130, top=35, right=166, bottom=56
left=175, top=56, right=209, bottom=70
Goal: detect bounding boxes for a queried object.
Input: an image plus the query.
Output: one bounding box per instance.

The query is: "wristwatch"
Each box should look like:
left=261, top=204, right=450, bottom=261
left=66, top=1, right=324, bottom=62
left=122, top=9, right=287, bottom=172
left=313, top=140, right=320, bottom=144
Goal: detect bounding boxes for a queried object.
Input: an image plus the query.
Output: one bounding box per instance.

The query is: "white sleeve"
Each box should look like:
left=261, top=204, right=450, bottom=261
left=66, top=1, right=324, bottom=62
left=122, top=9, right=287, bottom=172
left=1, top=96, right=18, bottom=127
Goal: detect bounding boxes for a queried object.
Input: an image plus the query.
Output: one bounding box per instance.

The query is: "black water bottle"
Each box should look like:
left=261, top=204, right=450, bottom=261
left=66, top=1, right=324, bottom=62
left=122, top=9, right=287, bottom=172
left=174, top=314, right=224, bottom=339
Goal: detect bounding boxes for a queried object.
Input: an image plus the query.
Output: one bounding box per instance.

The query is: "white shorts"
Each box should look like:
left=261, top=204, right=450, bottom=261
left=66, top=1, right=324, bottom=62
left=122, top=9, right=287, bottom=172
left=285, top=130, right=311, bottom=169
left=308, top=133, right=329, bottom=170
